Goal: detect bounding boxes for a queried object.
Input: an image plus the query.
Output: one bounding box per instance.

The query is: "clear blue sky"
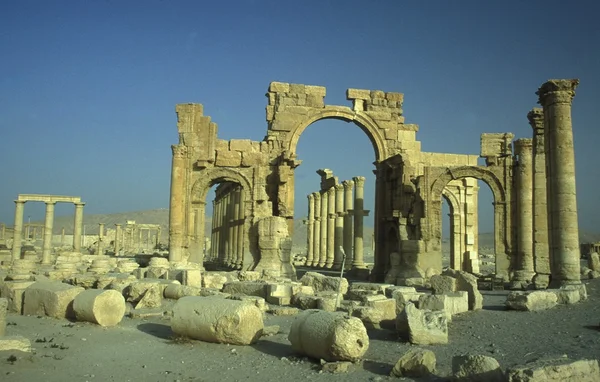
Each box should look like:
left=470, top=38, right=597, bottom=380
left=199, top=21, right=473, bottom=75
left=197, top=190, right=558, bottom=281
left=1, top=0, right=599, bottom=235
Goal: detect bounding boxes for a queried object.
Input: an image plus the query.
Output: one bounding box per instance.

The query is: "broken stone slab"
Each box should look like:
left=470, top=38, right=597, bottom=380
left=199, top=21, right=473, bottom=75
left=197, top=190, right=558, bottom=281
left=390, top=287, right=424, bottom=315
left=237, top=271, right=262, bottom=281
left=506, top=356, right=600, bottom=381
left=300, top=272, right=348, bottom=295
left=202, top=272, right=230, bottom=289
left=22, top=281, right=84, bottom=319
left=452, top=354, right=504, bottom=382
left=288, top=309, right=369, bottom=362
left=1, top=280, right=35, bottom=313
left=505, top=291, right=558, bottom=311
left=430, top=275, right=457, bottom=295
left=316, top=292, right=342, bottom=312
left=390, top=348, right=436, bottom=378
left=396, top=302, right=448, bottom=345
left=419, top=292, right=469, bottom=322
left=349, top=282, right=393, bottom=294
left=262, top=325, right=280, bottom=336
left=292, top=293, right=319, bottom=310
left=222, top=281, right=267, bottom=298
left=0, top=335, right=31, bottom=352
left=0, top=297, right=7, bottom=336
left=345, top=289, right=379, bottom=302
left=73, top=289, right=126, bottom=327
left=171, top=296, right=264, bottom=345
left=268, top=306, right=299, bottom=316
left=126, top=279, right=179, bottom=303
left=442, top=269, right=483, bottom=310
left=135, top=284, right=163, bottom=309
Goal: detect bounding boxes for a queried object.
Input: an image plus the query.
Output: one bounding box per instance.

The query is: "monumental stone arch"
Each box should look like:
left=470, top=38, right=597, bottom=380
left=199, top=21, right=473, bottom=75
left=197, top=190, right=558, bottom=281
left=169, top=79, right=583, bottom=289
left=428, top=165, right=512, bottom=278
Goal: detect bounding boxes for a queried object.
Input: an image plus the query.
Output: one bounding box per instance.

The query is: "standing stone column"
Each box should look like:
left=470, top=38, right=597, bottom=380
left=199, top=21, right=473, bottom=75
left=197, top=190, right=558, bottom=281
left=25, top=224, right=31, bottom=241
left=319, top=190, right=328, bottom=267
left=326, top=187, right=336, bottom=268
left=312, top=193, right=321, bottom=267
left=528, top=108, right=551, bottom=288
left=61, top=227, right=65, bottom=246
left=231, top=188, right=240, bottom=268
left=168, top=144, right=187, bottom=263
left=342, top=180, right=354, bottom=270
left=115, top=224, right=122, bottom=255
left=97, top=223, right=105, bottom=256
left=236, top=188, right=245, bottom=268
left=41, top=202, right=56, bottom=264
left=73, top=202, right=84, bottom=252
left=512, top=138, right=535, bottom=287
left=537, top=79, right=581, bottom=286
left=210, top=200, right=217, bottom=261
left=352, top=176, right=367, bottom=269
left=1, top=223, right=5, bottom=240
left=11, top=200, right=26, bottom=261
left=306, top=193, right=315, bottom=266
left=226, top=191, right=234, bottom=267
left=334, top=184, right=344, bottom=269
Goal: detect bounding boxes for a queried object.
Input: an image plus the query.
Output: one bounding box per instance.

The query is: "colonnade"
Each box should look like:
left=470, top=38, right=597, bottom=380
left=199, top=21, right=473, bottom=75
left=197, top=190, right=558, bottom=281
left=119, top=221, right=161, bottom=254
left=511, top=79, right=581, bottom=288
left=208, top=183, right=245, bottom=269
left=304, top=175, right=369, bottom=271
left=9, top=194, right=84, bottom=263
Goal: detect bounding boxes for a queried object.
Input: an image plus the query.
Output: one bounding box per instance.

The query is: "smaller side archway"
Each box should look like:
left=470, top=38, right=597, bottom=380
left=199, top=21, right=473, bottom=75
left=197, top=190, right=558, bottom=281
left=189, top=168, right=255, bottom=269
left=430, top=166, right=511, bottom=278
left=442, top=187, right=463, bottom=270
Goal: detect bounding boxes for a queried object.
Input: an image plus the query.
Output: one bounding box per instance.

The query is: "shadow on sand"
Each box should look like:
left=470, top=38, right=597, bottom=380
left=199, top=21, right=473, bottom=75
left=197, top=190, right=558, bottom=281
left=137, top=322, right=174, bottom=340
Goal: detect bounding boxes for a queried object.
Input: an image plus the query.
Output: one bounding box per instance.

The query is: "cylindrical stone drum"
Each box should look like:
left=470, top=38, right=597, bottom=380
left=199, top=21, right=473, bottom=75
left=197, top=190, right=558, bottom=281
left=163, top=284, right=200, bottom=300
left=288, top=309, right=369, bottom=362
left=73, top=289, right=126, bottom=327
left=171, top=296, right=263, bottom=345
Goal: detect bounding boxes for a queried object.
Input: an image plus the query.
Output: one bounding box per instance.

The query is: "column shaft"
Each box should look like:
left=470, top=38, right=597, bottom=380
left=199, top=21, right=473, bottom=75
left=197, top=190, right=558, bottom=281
left=312, top=193, right=321, bottom=267
left=168, top=144, right=187, bottom=262
left=513, top=138, right=535, bottom=284
left=343, top=180, right=354, bottom=270
left=334, top=184, right=344, bottom=269
left=326, top=187, right=336, bottom=268
left=11, top=200, right=26, bottom=260
left=115, top=224, right=122, bottom=255
left=353, top=176, right=367, bottom=269
left=319, top=190, right=328, bottom=267
left=236, top=188, right=245, bottom=267
left=42, top=202, right=56, bottom=264
left=306, top=193, right=315, bottom=266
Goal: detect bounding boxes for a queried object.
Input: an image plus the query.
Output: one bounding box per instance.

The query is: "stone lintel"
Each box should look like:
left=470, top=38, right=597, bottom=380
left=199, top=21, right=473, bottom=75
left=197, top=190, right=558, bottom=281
left=17, top=194, right=82, bottom=204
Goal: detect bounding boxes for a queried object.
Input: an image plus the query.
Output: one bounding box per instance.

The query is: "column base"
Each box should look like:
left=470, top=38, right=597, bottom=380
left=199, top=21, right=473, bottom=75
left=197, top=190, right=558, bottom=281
left=532, top=273, right=550, bottom=289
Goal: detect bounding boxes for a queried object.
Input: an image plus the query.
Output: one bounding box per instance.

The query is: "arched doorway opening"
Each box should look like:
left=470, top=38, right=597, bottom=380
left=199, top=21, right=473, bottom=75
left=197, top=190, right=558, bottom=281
left=292, top=118, right=377, bottom=271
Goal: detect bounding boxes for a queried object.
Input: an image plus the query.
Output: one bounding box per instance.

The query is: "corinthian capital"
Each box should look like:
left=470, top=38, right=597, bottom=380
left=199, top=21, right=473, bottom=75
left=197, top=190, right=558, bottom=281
left=352, top=176, right=366, bottom=187
left=527, top=108, right=544, bottom=133
left=342, top=179, right=354, bottom=190
left=536, top=79, right=579, bottom=106
left=171, top=144, right=188, bottom=158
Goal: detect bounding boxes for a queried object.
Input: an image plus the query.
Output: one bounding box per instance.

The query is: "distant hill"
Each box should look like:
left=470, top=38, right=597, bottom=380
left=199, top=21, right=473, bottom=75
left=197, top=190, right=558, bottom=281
left=28, top=208, right=600, bottom=250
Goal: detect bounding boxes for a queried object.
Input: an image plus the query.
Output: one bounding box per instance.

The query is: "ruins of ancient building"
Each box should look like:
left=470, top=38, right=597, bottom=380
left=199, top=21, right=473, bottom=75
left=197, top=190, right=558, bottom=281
left=171, top=79, right=579, bottom=286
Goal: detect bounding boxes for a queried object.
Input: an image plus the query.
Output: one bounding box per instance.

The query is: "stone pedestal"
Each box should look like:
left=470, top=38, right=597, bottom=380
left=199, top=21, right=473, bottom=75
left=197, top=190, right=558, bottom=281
left=7, top=259, right=36, bottom=281
left=536, top=79, right=581, bottom=287
left=147, top=257, right=170, bottom=278
left=254, top=216, right=296, bottom=280
left=88, top=257, right=113, bottom=275
left=116, top=259, right=140, bottom=273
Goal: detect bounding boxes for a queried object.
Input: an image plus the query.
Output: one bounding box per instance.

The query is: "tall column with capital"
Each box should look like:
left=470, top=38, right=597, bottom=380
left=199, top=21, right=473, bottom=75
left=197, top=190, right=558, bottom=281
left=326, top=187, right=336, bottom=268
left=41, top=202, right=56, bottom=264
left=11, top=200, right=26, bottom=260
left=231, top=188, right=240, bottom=268
left=168, top=144, right=187, bottom=263
left=115, top=224, right=122, bottom=255
left=312, top=193, right=321, bottom=267
left=342, top=180, right=354, bottom=270
left=352, top=176, right=368, bottom=269
left=319, top=190, right=328, bottom=267
left=97, top=223, right=105, bottom=256
left=306, top=193, right=315, bottom=266
left=528, top=108, right=551, bottom=288
left=536, top=79, right=581, bottom=286
left=334, top=184, right=345, bottom=269
left=512, top=138, right=535, bottom=287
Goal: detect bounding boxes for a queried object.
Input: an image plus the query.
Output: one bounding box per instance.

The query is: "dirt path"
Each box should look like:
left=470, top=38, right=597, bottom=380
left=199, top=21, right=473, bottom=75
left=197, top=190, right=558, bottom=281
left=2, top=279, right=600, bottom=382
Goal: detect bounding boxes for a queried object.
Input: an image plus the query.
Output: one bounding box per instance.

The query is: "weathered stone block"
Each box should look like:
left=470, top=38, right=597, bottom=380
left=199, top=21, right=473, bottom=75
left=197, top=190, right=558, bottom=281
left=0, top=335, right=31, bottom=352
left=391, top=348, right=436, bottom=378
left=181, top=269, right=202, bottom=288
left=269, top=81, right=289, bottom=93
left=442, top=269, right=483, bottom=310
left=419, top=292, right=469, bottom=321
left=305, top=85, right=326, bottom=97
left=241, top=152, right=267, bottom=167
left=346, top=88, right=371, bottom=100
left=215, top=150, right=242, bottom=167
left=171, top=296, right=264, bottom=345
left=430, top=275, right=457, bottom=295
left=292, top=294, right=319, bottom=310
left=397, top=302, right=448, bottom=345
left=22, top=281, right=84, bottom=319
left=229, top=139, right=255, bottom=152
left=350, top=282, right=393, bottom=294
left=385, top=92, right=404, bottom=103
left=227, top=295, right=267, bottom=312
left=553, top=287, right=581, bottom=304
left=222, top=281, right=267, bottom=298
left=0, top=297, right=7, bottom=336
left=135, top=284, right=163, bottom=309
left=288, top=310, right=369, bottom=362
left=452, top=354, right=504, bottom=382
left=300, top=272, right=348, bottom=294
left=1, top=281, right=35, bottom=313
left=506, top=357, right=600, bottom=381
left=390, top=287, right=423, bottom=315
left=506, top=290, right=558, bottom=311
left=202, top=273, right=229, bottom=289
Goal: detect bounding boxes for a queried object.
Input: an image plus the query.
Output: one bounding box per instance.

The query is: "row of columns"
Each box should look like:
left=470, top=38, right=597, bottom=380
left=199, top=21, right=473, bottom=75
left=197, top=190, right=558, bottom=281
left=304, top=176, right=369, bottom=270
left=10, top=200, right=84, bottom=263
left=512, top=79, right=581, bottom=288
left=209, top=184, right=245, bottom=269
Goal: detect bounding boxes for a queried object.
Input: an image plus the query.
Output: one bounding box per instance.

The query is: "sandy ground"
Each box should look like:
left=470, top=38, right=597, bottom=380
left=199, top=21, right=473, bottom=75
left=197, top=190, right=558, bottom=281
left=2, top=276, right=600, bottom=382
